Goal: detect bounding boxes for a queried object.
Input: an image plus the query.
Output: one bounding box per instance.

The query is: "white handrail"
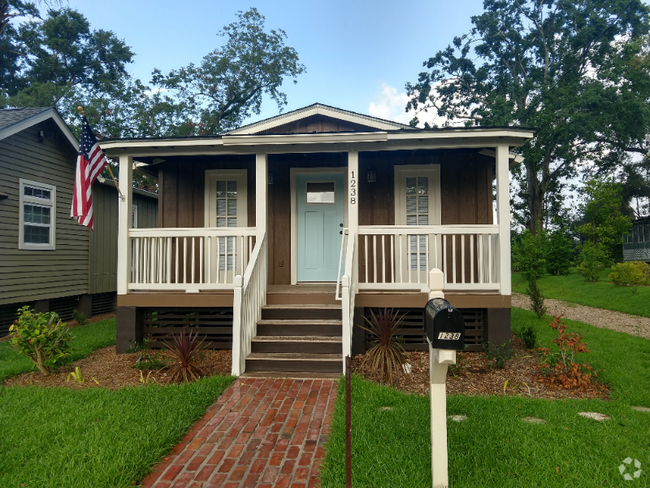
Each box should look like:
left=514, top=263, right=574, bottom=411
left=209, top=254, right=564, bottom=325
left=335, top=228, right=349, bottom=300
left=341, top=231, right=356, bottom=372
left=232, top=233, right=268, bottom=376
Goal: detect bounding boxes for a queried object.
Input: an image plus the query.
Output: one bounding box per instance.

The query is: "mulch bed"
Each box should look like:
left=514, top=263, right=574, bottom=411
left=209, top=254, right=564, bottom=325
left=352, top=334, right=609, bottom=400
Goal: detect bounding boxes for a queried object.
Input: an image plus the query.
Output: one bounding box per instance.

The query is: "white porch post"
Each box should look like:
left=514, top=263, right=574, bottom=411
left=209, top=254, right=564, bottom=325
left=117, top=156, right=133, bottom=296
left=495, top=144, right=511, bottom=295
left=347, top=151, right=359, bottom=243
left=256, top=153, right=267, bottom=237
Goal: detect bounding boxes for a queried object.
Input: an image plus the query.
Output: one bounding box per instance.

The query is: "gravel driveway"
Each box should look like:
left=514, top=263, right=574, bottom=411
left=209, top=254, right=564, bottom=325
left=512, top=292, right=650, bottom=340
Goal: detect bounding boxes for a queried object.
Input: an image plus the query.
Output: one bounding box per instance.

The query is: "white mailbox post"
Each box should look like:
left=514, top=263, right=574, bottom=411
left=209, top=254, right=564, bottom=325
left=427, top=269, right=464, bottom=488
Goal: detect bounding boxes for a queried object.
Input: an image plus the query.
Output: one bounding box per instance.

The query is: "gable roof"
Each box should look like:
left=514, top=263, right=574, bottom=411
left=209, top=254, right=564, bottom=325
left=0, top=107, right=78, bottom=149
left=227, top=102, right=412, bottom=135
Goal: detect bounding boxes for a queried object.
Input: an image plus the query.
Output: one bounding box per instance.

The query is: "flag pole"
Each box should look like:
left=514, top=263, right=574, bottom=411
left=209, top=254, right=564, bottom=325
left=77, top=106, right=125, bottom=201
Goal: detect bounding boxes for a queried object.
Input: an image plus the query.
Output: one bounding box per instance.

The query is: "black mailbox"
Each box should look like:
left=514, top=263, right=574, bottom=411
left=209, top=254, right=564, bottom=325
left=424, top=298, right=465, bottom=350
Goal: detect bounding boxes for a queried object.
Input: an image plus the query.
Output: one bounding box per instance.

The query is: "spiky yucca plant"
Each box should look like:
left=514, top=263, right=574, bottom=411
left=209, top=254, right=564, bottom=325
left=360, top=308, right=406, bottom=385
left=161, top=329, right=206, bottom=383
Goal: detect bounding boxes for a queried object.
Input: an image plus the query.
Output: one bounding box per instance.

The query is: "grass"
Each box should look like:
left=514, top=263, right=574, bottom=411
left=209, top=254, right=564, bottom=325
left=512, top=268, right=650, bottom=318
left=320, top=308, right=650, bottom=487
left=0, top=376, right=235, bottom=488
left=0, top=316, right=236, bottom=487
left=0, top=317, right=117, bottom=382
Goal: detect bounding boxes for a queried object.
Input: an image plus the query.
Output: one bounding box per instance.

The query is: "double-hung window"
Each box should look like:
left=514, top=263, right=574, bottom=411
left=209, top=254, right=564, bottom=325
left=19, top=178, right=56, bottom=250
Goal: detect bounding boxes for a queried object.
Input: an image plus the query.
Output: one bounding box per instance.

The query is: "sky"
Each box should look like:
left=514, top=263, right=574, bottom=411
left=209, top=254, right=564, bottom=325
left=64, top=0, right=486, bottom=127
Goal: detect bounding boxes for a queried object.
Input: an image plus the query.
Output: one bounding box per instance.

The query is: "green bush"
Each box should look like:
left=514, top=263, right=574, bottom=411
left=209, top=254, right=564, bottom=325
left=512, top=230, right=546, bottom=279
left=8, top=306, right=73, bottom=375
left=609, top=261, right=650, bottom=287
left=576, top=242, right=610, bottom=282
left=544, top=228, right=574, bottom=275
left=526, top=276, right=547, bottom=318
left=71, top=308, right=87, bottom=325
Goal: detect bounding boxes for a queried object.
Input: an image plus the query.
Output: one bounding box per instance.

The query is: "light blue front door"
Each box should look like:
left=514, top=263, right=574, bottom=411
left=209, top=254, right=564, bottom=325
left=297, top=172, right=345, bottom=282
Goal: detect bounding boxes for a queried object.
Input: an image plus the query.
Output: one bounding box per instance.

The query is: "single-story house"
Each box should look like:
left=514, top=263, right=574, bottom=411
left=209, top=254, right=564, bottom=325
left=0, top=107, right=157, bottom=335
left=623, top=216, right=650, bottom=262
left=100, top=103, right=534, bottom=375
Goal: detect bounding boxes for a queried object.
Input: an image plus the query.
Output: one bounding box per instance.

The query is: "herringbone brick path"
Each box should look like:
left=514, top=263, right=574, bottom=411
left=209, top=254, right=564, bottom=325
left=141, top=377, right=337, bottom=488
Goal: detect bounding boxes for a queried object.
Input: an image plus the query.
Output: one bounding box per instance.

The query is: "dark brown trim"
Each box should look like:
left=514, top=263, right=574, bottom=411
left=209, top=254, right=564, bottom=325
left=117, top=292, right=234, bottom=308
left=356, top=291, right=510, bottom=309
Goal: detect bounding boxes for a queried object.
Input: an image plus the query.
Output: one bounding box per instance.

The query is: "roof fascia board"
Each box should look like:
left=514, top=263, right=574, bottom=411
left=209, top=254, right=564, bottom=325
left=222, top=131, right=389, bottom=146
left=0, top=109, right=78, bottom=149
left=104, top=136, right=533, bottom=159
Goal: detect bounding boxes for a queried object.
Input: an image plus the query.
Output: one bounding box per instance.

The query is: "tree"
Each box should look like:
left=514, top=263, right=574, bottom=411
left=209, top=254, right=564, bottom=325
left=150, top=8, right=305, bottom=136
left=406, top=0, right=650, bottom=234
left=577, top=178, right=632, bottom=262
left=2, top=7, right=134, bottom=111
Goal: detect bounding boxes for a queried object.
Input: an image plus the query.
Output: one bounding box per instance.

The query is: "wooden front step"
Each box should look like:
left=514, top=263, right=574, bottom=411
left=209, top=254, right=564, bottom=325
left=251, top=336, right=341, bottom=354
left=245, top=353, right=342, bottom=373
left=245, top=298, right=343, bottom=375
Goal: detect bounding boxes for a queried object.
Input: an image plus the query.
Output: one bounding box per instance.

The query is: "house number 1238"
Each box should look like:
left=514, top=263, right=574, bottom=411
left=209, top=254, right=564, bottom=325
left=350, top=171, right=357, bottom=205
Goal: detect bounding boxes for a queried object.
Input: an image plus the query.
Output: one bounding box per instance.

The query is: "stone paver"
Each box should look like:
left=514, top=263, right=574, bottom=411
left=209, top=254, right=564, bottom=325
left=141, top=378, right=337, bottom=488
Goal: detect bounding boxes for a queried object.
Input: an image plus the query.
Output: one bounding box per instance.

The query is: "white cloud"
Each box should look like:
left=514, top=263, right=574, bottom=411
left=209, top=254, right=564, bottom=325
left=368, top=84, right=412, bottom=125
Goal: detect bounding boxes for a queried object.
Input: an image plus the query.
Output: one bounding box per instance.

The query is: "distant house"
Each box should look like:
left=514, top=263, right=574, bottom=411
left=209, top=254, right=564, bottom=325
left=623, top=217, right=650, bottom=262
left=0, top=107, right=158, bottom=335
left=101, top=103, right=533, bottom=375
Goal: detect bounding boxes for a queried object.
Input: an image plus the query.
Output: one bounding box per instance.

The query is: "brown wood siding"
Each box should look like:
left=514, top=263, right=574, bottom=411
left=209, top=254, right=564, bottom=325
left=267, top=153, right=347, bottom=285
left=0, top=120, right=89, bottom=306
left=158, top=156, right=255, bottom=228
left=258, top=114, right=382, bottom=135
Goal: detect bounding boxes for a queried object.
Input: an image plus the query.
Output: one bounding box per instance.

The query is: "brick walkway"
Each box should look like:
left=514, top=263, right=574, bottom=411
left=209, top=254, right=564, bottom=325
left=141, top=378, right=338, bottom=488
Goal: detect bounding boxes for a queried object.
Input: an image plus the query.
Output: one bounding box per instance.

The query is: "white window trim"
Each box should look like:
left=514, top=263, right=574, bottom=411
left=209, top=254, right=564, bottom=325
left=394, top=164, right=441, bottom=225
left=19, top=178, right=56, bottom=250
left=204, top=170, right=248, bottom=228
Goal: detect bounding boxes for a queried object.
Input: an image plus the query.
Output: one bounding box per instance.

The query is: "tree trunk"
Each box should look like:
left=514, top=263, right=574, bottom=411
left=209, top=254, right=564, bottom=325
left=33, top=347, right=50, bottom=376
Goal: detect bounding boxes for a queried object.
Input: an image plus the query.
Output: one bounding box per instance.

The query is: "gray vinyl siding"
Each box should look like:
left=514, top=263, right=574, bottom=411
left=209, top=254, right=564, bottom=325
left=89, top=184, right=118, bottom=294
left=134, top=192, right=158, bottom=229
left=0, top=120, right=89, bottom=305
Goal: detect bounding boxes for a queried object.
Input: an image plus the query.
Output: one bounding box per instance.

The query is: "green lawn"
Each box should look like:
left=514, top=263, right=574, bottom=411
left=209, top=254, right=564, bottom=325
left=321, top=308, right=650, bottom=487
left=0, top=317, right=236, bottom=488
left=0, top=376, right=235, bottom=488
left=512, top=268, right=650, bottom=318
left=0, top=317, right=117, bottom=381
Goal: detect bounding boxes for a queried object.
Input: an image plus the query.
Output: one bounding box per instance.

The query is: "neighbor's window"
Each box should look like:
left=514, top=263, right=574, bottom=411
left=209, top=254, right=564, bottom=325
left=19, top=179, right=56, bottom=250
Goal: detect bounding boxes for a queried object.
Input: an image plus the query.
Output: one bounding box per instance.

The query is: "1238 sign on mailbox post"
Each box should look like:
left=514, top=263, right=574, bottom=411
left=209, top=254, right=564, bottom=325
left=424, top=298, right=465, bottom=350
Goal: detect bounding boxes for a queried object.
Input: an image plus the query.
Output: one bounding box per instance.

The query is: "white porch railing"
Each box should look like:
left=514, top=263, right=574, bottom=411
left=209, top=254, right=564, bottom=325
left=340, top=230, right=356, bottom=372
left=231, top=233, right=268, bottom=376
left=358, top=225, right=501, bottom=291
left=129, top=228, right=256, bottom=291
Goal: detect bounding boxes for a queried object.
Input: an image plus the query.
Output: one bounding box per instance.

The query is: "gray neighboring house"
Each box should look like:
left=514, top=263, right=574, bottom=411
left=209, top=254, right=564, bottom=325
left=623, top=217, right=650, bottom=262
left=0, top=107, right=158, bottom=335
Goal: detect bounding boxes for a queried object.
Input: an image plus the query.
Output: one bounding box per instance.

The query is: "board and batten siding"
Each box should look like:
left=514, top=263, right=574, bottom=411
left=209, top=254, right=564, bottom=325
left=0, top=120, right=90, bottom=306
left=89, top=184, right=158, bottom=294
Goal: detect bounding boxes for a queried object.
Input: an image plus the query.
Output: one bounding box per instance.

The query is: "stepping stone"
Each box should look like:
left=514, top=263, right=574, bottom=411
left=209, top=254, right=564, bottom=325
left=631, top=406, right=650, bottom=413
left=578, top=411, right=610, bottom=421
left=380, top=406, right=394, bottom=411
left=448, top=415, right=467, bottom=422
left=521, top=417, right=546, bottom=424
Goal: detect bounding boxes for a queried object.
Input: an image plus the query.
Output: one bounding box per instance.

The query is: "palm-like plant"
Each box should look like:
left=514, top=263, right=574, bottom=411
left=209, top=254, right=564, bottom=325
left=161, top=329, right=206, bottom=383
left=360, top=308, right=406, bottom=385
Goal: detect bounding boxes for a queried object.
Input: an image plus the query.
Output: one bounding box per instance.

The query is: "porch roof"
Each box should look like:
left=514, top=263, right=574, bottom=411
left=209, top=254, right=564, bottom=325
left=101, top=125, right=534, bottom=160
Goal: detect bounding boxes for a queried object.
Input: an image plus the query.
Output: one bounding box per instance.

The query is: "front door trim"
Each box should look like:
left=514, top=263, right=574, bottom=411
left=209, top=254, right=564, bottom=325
left=290, top=167, right=347, bottom=284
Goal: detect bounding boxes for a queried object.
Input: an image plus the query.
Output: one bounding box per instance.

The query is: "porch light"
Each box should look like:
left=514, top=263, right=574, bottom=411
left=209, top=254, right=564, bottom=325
left=366, top=170, right=377, bottom=183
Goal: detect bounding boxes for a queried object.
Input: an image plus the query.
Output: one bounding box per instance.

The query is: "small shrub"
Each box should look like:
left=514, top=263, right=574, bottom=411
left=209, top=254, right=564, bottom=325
left=67, top=366, right=85, bottom=383
left=519, top=325, right=537, bottom=349
left=72, top=309, right=87, bottom=326
left=608, top=261, right=650, bottom=288
left=126, top=337, right=151, bottom=353
left=576, top=242, right=610, bottom=282
left=526, top=276, right=547, bottom=318
left=538, top=315, right=597, bottom=390
left=162, top=329, right=206, bottom=383
left=482, top=340, right=513, bottom=369
left=360, top=308, right=406, bottom=385
left=447, top=351, right=467, bottom=377
left=8, top=306, right=73, bottom=375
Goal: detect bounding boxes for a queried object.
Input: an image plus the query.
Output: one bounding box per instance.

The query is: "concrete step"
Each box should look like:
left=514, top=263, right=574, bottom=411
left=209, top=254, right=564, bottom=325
left=251, top=335, right=342, bottom=354
left=256, top=319, right=342, bottom=337
left=261, top=304, right=341, bottom=321
left=245, top=353, right=343, bottom=373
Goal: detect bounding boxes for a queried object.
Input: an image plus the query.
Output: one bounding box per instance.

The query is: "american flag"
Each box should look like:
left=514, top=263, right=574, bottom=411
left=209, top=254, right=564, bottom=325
left=71, top=116, right=108, bottom=229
